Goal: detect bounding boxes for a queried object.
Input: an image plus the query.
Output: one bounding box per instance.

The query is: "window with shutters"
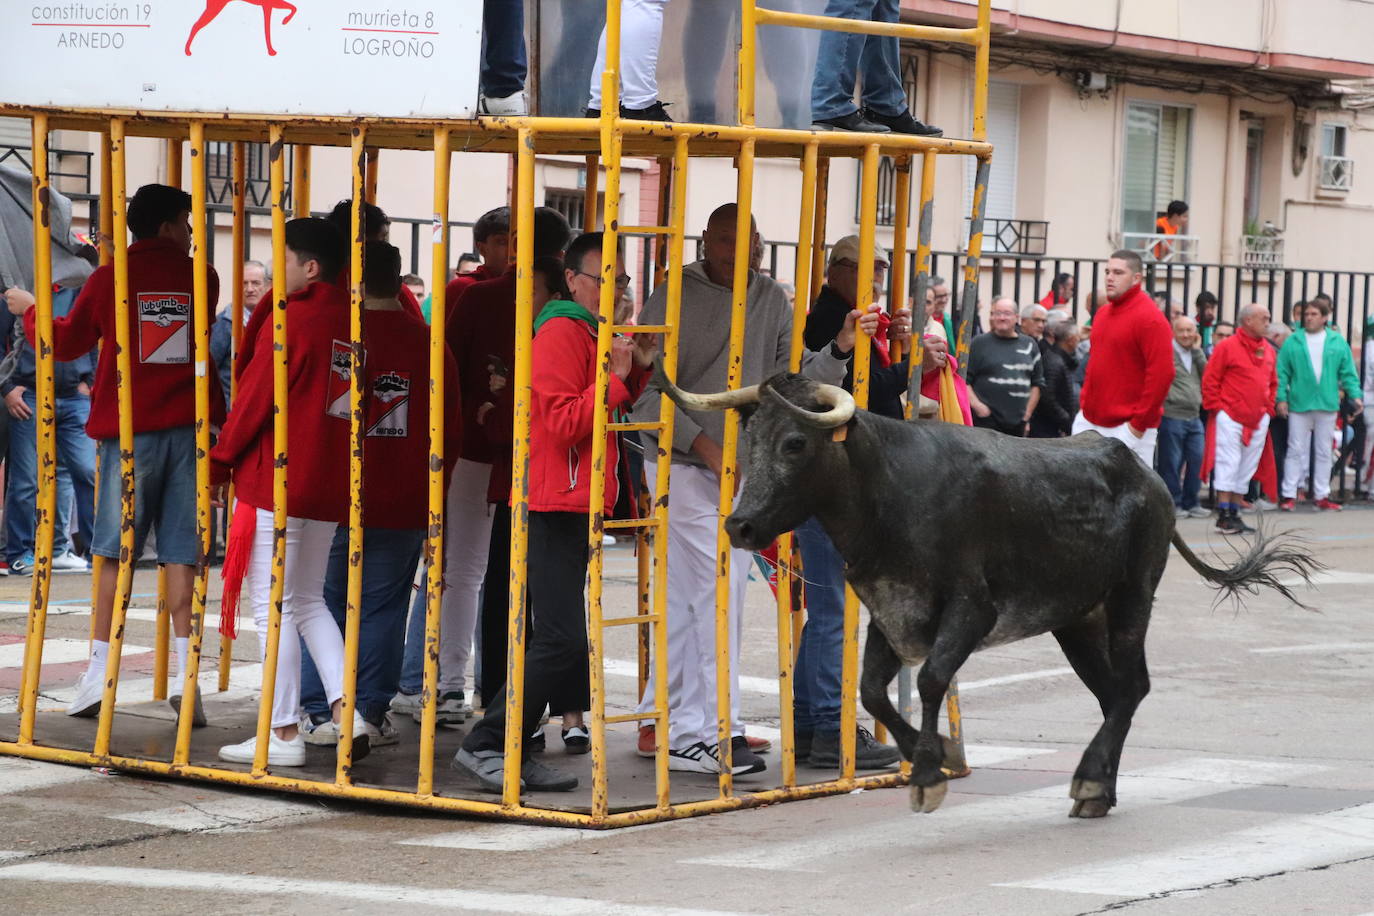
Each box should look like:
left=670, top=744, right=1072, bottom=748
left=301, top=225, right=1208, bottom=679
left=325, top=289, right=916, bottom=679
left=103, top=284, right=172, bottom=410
left=964, top=81, right=1020, bottom=251
left=1121, top=102, right=1192, bottom=235
left=1318, top=123, right=1352, bottom=192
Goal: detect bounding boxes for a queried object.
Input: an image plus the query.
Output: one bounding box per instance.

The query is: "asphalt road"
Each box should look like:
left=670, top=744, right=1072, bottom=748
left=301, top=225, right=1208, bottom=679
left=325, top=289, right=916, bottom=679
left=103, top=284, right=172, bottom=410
left=2, top=505, right=1373, bottom=915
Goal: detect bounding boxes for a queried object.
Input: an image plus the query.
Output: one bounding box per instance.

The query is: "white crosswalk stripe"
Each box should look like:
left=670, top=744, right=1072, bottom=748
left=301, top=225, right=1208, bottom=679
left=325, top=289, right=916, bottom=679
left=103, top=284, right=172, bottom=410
left=107, top=795, right=335, bottom=833
left=0, top=638, right=150, bottom=669
left=0, top=664, right=262, bottom=714
left=0, top=756, right=102, bottom=795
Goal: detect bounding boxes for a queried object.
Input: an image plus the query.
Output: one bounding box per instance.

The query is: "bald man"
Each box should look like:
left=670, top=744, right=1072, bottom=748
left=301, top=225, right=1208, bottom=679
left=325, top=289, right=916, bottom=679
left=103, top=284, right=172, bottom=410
left=1157, top=315, right=1208, bottom=519
left=629, top=203, right=882, bottom=777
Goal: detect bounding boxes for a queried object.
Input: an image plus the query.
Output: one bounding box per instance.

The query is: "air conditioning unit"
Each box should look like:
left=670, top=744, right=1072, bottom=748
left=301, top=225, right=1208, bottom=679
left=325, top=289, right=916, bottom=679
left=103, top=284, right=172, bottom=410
left=1075, top=71, right=1109, bottom=93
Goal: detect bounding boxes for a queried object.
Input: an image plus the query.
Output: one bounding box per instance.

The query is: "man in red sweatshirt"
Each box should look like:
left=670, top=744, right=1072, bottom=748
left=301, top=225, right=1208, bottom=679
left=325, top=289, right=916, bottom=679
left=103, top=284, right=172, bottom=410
left=1201, top=303, right=1277, bottom=535
left=1073, top=249, right=1175, bottom=464
left=443, top=205, right=509, bottom=307
left=210, top=218, right=365, bottom=768
left=453, top=231, right=653, bottom=793
left=9, top=184, right=223, bottom=722
left=298, top=241, right=461, bottom=747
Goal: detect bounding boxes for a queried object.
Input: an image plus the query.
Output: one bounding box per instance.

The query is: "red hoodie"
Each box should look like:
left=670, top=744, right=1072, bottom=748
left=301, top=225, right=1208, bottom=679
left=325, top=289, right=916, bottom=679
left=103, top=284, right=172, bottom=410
left=26, top=237, right=224, bottom=440
left=1078, top=283, right=1174, bottom=430
left=444, top=262, right=495, bottom=313
left=528, top=310, right=648, bottom=515
left=359, top=305, right=463, bottom=528
left=210, top=281, right=351, bottom=523
left=1201, top=328, right=1277, bottom=430
left=446, top=268, right=516, bottom=465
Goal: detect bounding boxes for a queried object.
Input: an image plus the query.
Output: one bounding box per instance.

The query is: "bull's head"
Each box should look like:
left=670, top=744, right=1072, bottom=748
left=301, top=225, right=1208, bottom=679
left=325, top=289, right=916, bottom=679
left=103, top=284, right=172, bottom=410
left=650, top=358, right=854, bottom=551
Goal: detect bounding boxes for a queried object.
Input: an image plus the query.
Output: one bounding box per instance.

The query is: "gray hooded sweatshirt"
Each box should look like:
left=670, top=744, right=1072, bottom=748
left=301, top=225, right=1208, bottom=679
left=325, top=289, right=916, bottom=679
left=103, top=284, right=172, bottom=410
left=631, top=260, right=849, bottom=467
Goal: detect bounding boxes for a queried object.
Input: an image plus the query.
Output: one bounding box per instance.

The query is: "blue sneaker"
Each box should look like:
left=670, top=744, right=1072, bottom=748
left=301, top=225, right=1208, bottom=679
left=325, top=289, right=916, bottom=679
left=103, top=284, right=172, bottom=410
left=9, top=553, right=34, bottom=576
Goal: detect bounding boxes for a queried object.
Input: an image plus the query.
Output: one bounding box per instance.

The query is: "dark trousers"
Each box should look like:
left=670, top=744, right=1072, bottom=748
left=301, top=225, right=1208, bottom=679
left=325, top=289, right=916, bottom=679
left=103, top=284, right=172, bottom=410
left=973, top=413, right=1026, bottom=437
left=463, top=511, right=592, bottom=757
left=479, top=504, right=513, bottom=703
left=481, top=0, right=527, bottom=97
left=1156, top=415, right=1204, bottom=509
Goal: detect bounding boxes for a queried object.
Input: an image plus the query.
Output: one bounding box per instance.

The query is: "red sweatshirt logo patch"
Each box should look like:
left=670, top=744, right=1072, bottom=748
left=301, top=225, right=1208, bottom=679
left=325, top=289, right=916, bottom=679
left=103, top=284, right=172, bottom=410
left=367, top=371, right=410, bottom=438
left=137, top=293, right=191, bottom=365
left=326, top=339, right=353, bottom=420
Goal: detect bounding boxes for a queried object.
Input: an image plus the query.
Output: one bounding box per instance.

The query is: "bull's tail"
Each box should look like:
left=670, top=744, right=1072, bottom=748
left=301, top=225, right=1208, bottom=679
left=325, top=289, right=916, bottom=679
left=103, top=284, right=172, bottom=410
left=1170, top=523, right=1325, bottom=610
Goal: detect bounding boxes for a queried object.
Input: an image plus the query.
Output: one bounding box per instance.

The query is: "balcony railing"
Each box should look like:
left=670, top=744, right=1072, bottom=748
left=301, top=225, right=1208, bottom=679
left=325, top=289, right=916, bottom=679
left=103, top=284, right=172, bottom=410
left=970, top=218, right=1048, bottom=256
left=1319, top=155, right=1354, bottom=192
left=1122, top=231, right=1199, bottom=263
left=1241, top=234, right=1284, bottom=268
left=0, top=145, right=94, bottom=197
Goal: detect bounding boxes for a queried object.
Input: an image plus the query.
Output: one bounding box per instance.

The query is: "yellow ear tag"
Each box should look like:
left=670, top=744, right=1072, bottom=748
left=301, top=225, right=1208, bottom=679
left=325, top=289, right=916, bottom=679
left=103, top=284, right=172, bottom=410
left=831, top=425, right=849, bottom=443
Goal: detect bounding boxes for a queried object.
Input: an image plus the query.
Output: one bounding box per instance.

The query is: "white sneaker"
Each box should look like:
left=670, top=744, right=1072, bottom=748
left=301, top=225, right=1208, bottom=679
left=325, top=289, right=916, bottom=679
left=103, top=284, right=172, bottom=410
left=169, top=689, right=207, bottom=727
left=218, top=732, right=306, bottom=766
left=66, top=670, right=104, bottom=718
left=390, top=691, right=423, bottom=717
left=415, top=691, right=469, bottom=726
left=479, top=90, right=527, bottom=116
left=363, top=712, right=399, bottom=747
left=300, top=715, right=339, bottom=746
left=668, top=741, right=727, bottom=774
left=51, top=551, right=91, bottom=572
left=1187, top=506, right=1212, bottom=519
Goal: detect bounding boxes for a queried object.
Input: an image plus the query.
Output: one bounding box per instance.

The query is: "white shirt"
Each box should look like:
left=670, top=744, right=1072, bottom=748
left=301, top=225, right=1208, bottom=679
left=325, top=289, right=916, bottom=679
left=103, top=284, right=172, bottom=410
left=1173, top=340, right=1193, bottom=374
left=1305, top=330, right=1325, bottom=383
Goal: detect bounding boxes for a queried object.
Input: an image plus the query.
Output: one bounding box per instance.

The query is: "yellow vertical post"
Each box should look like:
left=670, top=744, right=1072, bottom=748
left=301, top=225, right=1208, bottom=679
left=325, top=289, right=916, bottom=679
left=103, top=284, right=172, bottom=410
left=251, top=124, right=290, bottom=776
left=153, top=568, right=170, bottom=700
left=838, top=143, right=881, bottom=786
left=335, top=128, right=368, bottom=786
left=501, top=128, right=537, bottom=809
left=16, top=113, right=57, bottom=746
left=583, top=154, right=599, bottom=231
left=586, top=116, right=623, bottom=824
left=738, top=0, right=758, bottom=127
left=219, top=140, right=247, bottom=693
left=292, top=145, right=311, bottom=218
left=166, top=138, right=183, bottom=187
left=955, top=157, right=991, bottom=367
left=173, top=121, right=213, bottom=764
left=89, top=130, right=113, bottom=647
left=713, top=137, right=756, bottom=797
left=417, top=126, right=451, bottom=796
left=648, top=134, right=690, bottom=810
left=889, top=155, right=912, bottom=343
left=92, top=119, right=137, bottom=759
left=904, top=151, right=937, bottom=409
left=364, top=147, right=380, bottom=205
left=972, top=0, right=992, bottom=143
left=809, top=158, right=830, bottom=312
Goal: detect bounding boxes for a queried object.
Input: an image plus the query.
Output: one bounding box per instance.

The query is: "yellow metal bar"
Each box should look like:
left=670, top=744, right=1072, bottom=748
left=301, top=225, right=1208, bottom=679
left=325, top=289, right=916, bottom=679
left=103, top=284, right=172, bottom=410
left=604, top=711, right=663, bottom=725
left=603, top=517, right=660, bottom=530
left=336, top=128, right=368, bottom=786
left=753, top=6, right=982, bottom=44
left=16, top=113, right=56, bottom=745
left=165, top=138, right=182, bottom=187
left=602, top=614, right=664, bottom=628
left=889, top=155, right=912, bottom=340
left=738, top=0, right=758, bottom=127
left=89, top=127, right=113, bottom=647
left=219, top=139, right=248, bottom=694
left=501, top=128, right=537, bottom=809
left=955, top=157, right=991, bottom=367
left=943, top=676, right=970, bottom=776
left=809, top=158, right=830, bottom=311
left=92, top=118, right=136, bottom=759
left=606, top=421, right=662, bottom=432
left=153, top=567, right=169, bottom=700
left=292, top=145, right=311, bottom=218
left=713, top=137, right=757, bottom=797
left=621, top=226, right=671, bottom=236
left=585, top=112, right=624, bottom=823
left=972, top=0, right=992, bottom=143
left=614, top=324, right=669, bottom=334
left=603, top=0, right=622, bottom=119
left=417, top=126, right=451, bottom=797
left=837, top=143, right=882, bottom=786
left=252, top=124, right=290, bottom=776
left=648, top=133, right=690, bottom=810
left=173, top=121, right=213, bottom=766
left=583, top=154, right=599, bottom=231
left=905, top=151, right=937, bottom=412
left=364, top=147, right=380, bottom=205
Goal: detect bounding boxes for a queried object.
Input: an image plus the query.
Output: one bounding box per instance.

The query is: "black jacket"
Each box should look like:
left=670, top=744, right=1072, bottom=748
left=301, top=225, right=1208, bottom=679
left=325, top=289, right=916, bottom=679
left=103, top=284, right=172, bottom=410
left=804, top=285, right=909, bottom=420
left=1030, top=338, right=1078, bottom=438
left=0, top=287, right=96, bottom=399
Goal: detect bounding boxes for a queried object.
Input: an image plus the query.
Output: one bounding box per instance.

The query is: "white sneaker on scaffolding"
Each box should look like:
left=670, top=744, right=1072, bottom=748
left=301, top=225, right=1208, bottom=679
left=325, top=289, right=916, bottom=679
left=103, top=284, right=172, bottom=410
left=363, top=712, right=399, bottom=747
left=300, top=714, right=339, bottom=746
left=389, top=691, right=423, bottom=717
left=66, top=670, right=104, bottom=718
left=218, top=732, right=306, bottom=767
left=479, top=90, right=527, bottom=116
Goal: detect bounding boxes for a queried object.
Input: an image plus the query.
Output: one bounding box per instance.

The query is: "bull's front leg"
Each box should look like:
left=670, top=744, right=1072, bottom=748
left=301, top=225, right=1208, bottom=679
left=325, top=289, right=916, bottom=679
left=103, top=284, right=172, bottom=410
left=859, top=622, right=917, bottom=760
left=910, top=610, right=992, bottom=813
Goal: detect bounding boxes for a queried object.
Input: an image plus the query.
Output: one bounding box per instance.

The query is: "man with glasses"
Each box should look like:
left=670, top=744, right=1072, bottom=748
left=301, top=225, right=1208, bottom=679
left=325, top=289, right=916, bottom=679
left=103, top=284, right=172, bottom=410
left=925, top=277, right=954, bottom=342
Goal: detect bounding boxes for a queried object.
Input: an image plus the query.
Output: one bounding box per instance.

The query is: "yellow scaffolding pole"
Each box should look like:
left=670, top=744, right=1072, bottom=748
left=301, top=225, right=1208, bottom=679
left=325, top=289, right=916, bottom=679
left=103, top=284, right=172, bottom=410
left=219, top=140, right=247, bottom=694
left=89, top=129, right=113, bottom=647
left=165, top=138, right=182, bottom=188
left=153, top=568, right=169, bottom=700
left=293, top=145, right=312, bottom=218
left=16, top=113, right=56, bottom=746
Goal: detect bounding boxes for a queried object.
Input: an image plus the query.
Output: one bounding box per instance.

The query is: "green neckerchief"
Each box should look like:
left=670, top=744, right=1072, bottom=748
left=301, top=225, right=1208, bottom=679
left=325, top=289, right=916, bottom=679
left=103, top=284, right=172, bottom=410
left=534, top=299, right=598, bottom=335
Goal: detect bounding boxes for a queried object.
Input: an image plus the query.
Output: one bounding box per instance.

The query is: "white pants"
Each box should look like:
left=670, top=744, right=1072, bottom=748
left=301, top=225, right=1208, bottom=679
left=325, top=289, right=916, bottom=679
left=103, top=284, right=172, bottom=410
left=247, top=507, right=340, bottom=729
left=439, top=459, right=495, bottom=694
left=1214, top=411, right=1270, bottom=494
left=588, top=0, right=670, bottom=109
left=1072, top=412, right=1158, bottom=466
left=636, top=462, right=750, bottom=748
left=1282, top=410, right=1338, bottom=499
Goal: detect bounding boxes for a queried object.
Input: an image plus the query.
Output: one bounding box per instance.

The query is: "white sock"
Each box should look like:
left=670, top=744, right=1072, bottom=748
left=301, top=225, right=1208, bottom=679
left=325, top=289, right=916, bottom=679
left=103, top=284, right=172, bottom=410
left=87, top=640, right=110, bottom=679
left=175, top=637, right=190, bottom=686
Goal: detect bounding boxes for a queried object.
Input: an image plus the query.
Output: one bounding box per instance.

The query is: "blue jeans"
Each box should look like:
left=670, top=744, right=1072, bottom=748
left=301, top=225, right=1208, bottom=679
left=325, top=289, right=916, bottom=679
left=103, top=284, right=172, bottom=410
left=481, top=0, right=527, bottom=98
left=793, top=516, right=845, bottom=733
left=1156, top=415, right=1204, bottom=509
left=5, top=391, right=95, bottom=562
left=397, top=570, right=485, bottom=697
left=301, top=527, right=425, bottom=724
left=810, top=0, right=908, bottom=121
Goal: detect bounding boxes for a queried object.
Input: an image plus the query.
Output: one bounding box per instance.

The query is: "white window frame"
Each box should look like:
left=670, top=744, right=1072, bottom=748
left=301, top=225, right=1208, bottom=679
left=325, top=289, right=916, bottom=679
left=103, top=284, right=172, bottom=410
left=1318, top=123, right=1353, bottom=193
left=1120, top=99, right=1195, bottom=236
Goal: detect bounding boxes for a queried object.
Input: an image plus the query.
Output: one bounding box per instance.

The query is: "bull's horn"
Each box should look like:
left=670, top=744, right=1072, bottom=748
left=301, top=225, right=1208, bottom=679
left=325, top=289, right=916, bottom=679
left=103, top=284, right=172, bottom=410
left=762, top=381, right=856, bottom=429
left=649, top=355, right=761, bottom=411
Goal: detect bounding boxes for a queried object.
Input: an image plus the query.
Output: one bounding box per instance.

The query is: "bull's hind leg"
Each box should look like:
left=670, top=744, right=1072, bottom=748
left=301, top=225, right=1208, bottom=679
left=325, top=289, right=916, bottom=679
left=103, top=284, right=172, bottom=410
left=1064, top=585, right=1154, bottom=819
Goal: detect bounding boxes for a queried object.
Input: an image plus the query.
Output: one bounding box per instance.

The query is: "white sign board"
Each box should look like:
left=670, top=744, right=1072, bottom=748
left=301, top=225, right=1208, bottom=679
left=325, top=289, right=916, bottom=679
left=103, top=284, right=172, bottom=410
left=5, top=2, right=483, bottom=119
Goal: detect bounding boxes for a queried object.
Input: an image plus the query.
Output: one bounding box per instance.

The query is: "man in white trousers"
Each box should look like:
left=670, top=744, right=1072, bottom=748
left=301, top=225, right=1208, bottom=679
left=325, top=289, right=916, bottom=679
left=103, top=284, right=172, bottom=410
left=629, top=203, right=879, bottom=775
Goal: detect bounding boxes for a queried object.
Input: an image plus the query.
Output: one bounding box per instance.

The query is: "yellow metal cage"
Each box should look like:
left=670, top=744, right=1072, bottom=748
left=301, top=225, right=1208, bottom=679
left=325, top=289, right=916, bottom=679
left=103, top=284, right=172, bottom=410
left=0, top=0, right=993, bottom=827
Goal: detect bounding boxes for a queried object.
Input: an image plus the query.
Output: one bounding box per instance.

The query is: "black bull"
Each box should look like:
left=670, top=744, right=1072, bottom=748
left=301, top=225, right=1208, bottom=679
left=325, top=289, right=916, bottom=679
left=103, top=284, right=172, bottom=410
left=652, top=366, right=1321, bottom=817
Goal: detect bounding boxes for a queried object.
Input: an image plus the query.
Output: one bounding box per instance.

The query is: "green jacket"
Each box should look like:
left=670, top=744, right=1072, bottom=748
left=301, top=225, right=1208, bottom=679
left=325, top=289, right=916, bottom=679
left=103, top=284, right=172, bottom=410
left=1276, top=327, right=1362, bottom=412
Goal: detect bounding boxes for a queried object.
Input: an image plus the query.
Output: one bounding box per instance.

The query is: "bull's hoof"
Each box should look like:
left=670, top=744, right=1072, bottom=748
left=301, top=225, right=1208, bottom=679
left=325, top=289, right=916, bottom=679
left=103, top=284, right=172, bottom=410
left=1069, top=798, right=1113, bottom=819
left=909, top=779, right=948, bottom=813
